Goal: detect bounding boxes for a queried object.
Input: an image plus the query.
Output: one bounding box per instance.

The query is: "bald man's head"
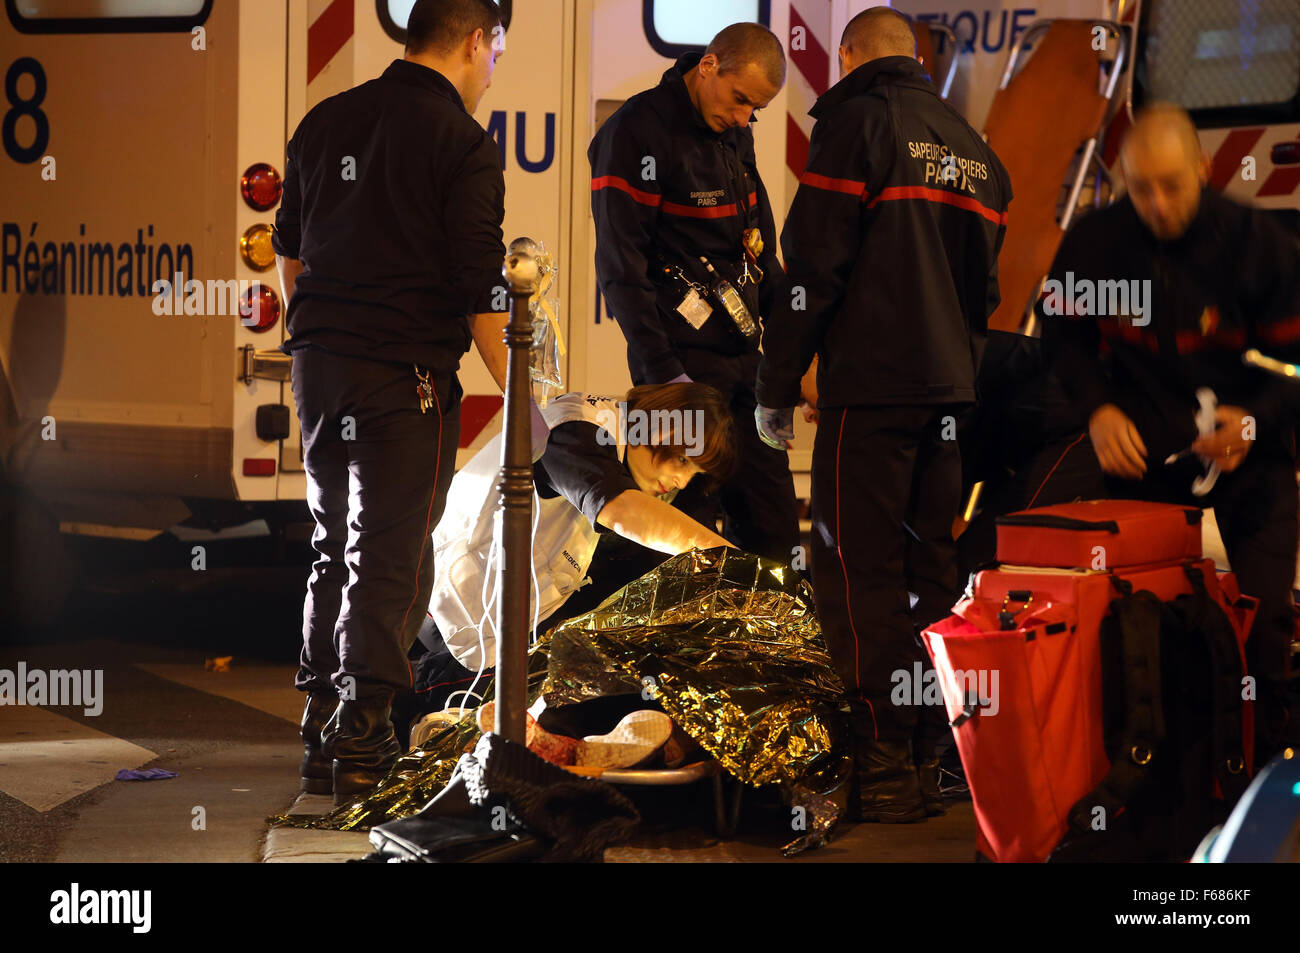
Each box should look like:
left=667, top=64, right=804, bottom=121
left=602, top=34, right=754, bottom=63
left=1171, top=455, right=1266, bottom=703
left=708, top=22, right=786, bottom=88
left=1120, top=103, right=1210, bottom=240
left=685, top=22, right=785, bottom=132
left=839, top=6, right=916, bottom=77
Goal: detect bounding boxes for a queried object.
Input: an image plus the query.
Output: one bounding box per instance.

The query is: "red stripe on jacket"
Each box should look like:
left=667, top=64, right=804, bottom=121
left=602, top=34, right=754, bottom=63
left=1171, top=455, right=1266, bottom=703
left=865, top=185, right=1008, bottom=225
left=660, top=191, right=759, bottom=219
left=1261, top=314, right=1300, bottom=345
left=800, top=170, right=869, bottom=199
left=591, top=175, right=662, bottom=207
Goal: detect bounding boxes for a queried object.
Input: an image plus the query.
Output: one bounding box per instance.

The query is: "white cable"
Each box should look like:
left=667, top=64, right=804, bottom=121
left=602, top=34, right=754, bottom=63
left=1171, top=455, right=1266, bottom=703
left=460, top=531, right=499, bottom=720
left=530, top=490, right=543, bottom=644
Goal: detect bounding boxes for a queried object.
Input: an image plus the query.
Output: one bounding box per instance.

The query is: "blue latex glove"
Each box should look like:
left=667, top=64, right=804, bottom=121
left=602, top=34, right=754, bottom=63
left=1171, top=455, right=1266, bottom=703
left=756, top=405, right=795, bottom=451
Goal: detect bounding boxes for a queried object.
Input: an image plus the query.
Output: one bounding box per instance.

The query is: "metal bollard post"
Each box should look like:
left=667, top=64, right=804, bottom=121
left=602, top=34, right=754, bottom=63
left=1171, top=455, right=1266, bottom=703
left=494, top=238, right=540, bottom=744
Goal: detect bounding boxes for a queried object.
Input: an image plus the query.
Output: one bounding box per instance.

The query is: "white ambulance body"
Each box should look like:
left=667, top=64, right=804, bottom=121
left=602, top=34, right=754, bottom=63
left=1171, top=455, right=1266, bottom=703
left=1, top=0, right=296, bottom=537
left=2, top=0, right=1296, bottom=540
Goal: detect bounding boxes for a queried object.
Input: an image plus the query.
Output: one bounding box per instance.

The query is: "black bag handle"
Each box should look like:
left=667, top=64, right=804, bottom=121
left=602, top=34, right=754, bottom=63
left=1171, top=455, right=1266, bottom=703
left=1062, top=587, right=1167, bottom=838
left=996, top=514, right=1120, bottom=533
left=1180, top=564, right=1249, bottom=801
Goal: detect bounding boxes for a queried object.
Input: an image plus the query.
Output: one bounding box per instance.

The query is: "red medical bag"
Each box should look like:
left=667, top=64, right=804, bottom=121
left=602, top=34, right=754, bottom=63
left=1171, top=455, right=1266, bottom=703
left=995, top=500, right=1203, bottom=569
left=923, top=502, right=1257, bottom=863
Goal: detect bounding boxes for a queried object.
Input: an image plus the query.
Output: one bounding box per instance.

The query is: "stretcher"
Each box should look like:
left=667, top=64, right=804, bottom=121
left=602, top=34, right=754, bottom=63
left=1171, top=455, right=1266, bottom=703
left=912, top=20, right=959, bottom=100
left=983, top=18, right=1131, bottom=333
left=564, top=760, right=746, bottom=837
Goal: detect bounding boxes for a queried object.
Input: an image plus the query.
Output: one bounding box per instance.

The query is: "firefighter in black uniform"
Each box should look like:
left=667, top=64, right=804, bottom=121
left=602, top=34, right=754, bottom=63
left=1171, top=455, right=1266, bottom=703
left=1042, top=104, right=1300, bottom=766
left=588, top=22, right=799, bottom=564
left=272, top=0, right=509, bottom=805
left=756, top=7, right=1012, bottom=822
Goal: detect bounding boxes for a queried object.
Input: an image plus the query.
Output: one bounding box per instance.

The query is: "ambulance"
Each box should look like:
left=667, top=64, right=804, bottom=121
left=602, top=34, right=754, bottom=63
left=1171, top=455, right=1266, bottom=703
left=1, top=0, right=1295, bottom=549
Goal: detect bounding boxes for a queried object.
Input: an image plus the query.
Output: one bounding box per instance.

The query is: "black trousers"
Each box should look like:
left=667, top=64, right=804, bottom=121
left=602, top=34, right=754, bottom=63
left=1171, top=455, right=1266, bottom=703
left=291, top=347, right=460, bottom=705
left=668, top=348, right=800, bottom=563
left=1115, top=440, right=1298, bottom=759
left=811, top=404, right=965, bottom=744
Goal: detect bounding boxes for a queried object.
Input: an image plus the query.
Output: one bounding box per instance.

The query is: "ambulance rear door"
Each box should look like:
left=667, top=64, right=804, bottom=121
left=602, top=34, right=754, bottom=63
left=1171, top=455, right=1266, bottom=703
left=0, top=0, right=261, bottom=534
left=1132, top=0, right=1300, bottom=224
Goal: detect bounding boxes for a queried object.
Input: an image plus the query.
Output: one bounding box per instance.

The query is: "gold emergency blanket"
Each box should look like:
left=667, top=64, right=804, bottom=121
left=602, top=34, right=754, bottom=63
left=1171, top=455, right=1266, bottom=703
left=543, top=547, right=845, bottom=787
left=273, top=548, right=847, bottom=851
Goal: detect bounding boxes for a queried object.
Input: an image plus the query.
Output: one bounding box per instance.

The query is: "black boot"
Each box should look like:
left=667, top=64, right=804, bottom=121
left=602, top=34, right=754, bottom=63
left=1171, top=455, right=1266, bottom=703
left=849, top=737, right=926, bottom=824
left=300, top=692, right=338, bottom=795
left=914, top=746, right=946, bottom=817
left=327, top=698, right=402, bottom=807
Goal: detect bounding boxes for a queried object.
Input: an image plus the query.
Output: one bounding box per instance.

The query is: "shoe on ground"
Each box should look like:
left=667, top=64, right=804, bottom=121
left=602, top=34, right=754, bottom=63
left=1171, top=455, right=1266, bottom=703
left=300, top=691, right=338, bottom=795
left=849, top=737, right=926, bottom=824
left=476, top=702, right=579, bottom=766
left=576, top=710, right=674, bottom=769
left=327, top=699, right=402, bottom=807
left=409, top=708, right=471, bottom=750
left=915, top=753, right=946, bottom=817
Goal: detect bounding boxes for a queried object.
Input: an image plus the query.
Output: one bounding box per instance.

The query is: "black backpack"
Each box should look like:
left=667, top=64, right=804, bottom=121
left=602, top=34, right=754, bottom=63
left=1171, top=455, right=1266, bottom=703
left=1050, top=564, right=1251, bottom=862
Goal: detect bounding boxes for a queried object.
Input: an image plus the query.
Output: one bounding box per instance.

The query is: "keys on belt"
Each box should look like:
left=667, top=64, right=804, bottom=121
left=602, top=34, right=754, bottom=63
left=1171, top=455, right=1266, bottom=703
left=414, top=364, right=433, bottom=414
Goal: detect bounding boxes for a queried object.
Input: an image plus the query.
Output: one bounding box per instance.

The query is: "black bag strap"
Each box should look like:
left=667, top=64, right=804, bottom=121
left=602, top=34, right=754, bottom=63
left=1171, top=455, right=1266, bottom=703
left=1180, top=564, right=1250, bottom=801
left=1064, top=583, right=1167, bottom=836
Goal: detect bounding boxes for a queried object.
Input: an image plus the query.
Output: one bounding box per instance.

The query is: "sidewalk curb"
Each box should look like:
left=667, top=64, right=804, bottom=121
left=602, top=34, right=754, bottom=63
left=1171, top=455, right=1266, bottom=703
left=262, top=793, right=372, bottom=863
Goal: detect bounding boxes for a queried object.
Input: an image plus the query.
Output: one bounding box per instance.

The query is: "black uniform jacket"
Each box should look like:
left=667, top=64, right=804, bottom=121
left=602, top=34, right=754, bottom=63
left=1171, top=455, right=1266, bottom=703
left=588, top=53, right=784, bottom=385
left=1041, top=189, right=1300, bottom=465
left=273, top=60, right=505, bottom=374
left=755, top=56, right=1012, bottom=409
left=534, top=422, right=638, bottom=529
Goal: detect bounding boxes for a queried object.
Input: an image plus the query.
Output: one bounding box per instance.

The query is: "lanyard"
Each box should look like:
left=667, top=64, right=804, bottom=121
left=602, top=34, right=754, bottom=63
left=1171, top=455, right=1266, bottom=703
left=717, top=140, right=764, bottom=287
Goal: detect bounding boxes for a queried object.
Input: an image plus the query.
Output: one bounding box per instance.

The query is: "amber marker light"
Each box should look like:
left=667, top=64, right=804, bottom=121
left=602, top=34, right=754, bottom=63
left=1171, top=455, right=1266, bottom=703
left=240, top=223, right=277, bottom=271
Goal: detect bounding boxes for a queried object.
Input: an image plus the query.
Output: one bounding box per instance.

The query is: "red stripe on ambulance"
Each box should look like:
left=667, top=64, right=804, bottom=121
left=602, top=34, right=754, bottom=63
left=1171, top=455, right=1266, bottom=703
left=308, top=0, right=354, bottom=84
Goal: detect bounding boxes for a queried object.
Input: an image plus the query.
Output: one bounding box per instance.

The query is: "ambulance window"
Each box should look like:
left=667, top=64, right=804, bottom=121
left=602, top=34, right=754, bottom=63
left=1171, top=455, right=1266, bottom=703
left=643, top=0, right=771, bottom=58
left=378, top=0, right=513, bottom=45
left=6, top=0, right=210, bottom=33
left=1137, top=0, right=1300, bottom=123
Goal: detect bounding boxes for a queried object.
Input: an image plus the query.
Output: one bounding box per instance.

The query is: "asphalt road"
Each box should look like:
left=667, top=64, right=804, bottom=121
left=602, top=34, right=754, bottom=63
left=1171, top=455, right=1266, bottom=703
left=0, top=524, right=976, bottom=864
left=0, top=528, right=311, bottom=863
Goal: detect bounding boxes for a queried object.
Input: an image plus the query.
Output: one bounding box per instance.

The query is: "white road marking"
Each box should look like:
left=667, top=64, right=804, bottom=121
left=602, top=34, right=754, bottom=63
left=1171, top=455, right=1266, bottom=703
left=134, top=663, right=301, bottom=723
left=0, top=707, right=156, bottom=812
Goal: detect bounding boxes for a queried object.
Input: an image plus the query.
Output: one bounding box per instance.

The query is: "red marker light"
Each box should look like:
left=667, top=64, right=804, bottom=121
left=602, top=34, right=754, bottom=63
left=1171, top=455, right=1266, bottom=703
left=240, top=284, right=281, bottom=333
left=243, top=458, right=276, bottom=476
left=1271, top=141, right=1300, bottom=166
left=241, top=162, right=282, bottom=211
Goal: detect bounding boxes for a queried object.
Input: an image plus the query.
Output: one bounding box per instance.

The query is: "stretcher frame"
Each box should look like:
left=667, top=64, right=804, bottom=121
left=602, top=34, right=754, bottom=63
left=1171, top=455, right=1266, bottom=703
left=565, top=759, right=745, bottom=837
left=984, top=18, right=1131, bottom=336
left=914, top=21, right=960, bottom=100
